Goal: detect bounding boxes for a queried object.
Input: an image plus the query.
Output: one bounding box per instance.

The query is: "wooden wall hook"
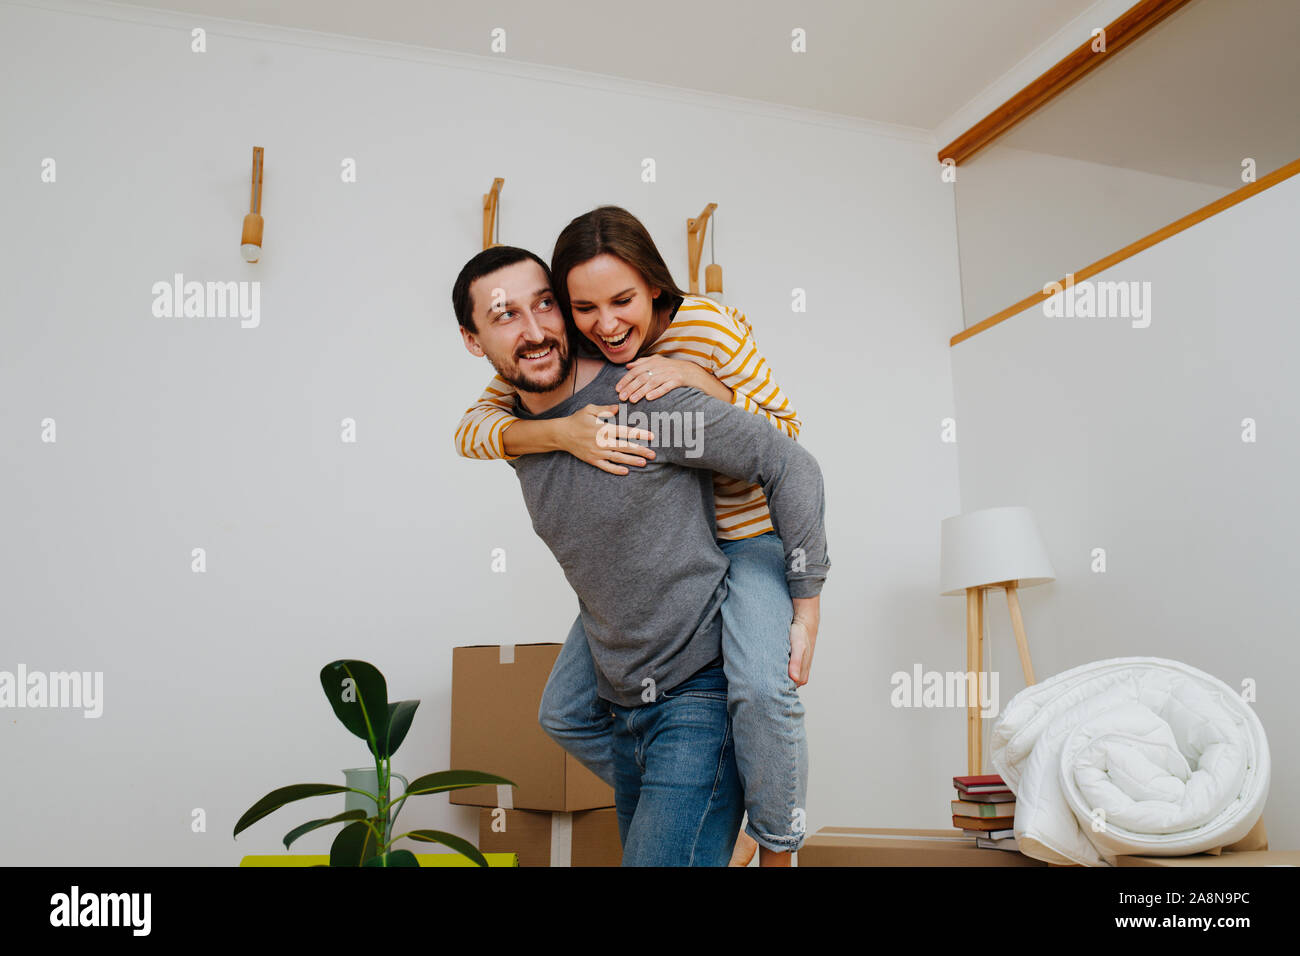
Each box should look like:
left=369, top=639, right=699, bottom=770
left=483, top=177, right=504, bottom=250
left=686, top=202, right=717, bottom=294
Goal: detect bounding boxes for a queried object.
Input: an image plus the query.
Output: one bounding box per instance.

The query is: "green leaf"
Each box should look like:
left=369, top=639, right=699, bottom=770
left=320, top=660, right=389, bottom=759
left=363, top=849, right=419, bottom=867
left=233, top=784, right=350, bottom=837
left=404, top=770, right=516, bottom=797
left=330, top=819, right=382, bottom=867
left=404, top=829, right=490, bottom=867
left=282, top=809, right=368, bottom=849
left=385, top=699, right=419, bottom=758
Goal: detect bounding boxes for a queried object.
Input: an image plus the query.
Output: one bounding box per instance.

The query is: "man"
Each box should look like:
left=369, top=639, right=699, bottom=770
left=452, top=245, right=829, bottom=865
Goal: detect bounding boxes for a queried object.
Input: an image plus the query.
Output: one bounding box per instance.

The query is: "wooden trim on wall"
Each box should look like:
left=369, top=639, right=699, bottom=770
left=949, top=155, right=1300, bottom=347
left=938, top=0, right=1194, bottom=166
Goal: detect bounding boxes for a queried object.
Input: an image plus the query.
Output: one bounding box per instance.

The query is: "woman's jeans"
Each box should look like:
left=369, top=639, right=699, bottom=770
left=609, top=660, right=743, bottom=865
left=537, top=530, right=808, bottom=854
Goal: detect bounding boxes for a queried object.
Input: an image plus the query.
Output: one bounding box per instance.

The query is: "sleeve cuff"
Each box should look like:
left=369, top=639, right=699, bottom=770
left=497, top=420, right=521, bottom=461
left=786, top=574, right=827, bottom=599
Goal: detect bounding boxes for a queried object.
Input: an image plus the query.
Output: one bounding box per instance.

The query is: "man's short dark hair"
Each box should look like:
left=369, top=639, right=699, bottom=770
left=451, top=246, right=554, bottom=334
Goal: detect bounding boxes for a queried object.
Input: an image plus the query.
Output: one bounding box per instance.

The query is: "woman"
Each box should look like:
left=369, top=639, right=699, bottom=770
left=453, top=206, right=817, bottom=866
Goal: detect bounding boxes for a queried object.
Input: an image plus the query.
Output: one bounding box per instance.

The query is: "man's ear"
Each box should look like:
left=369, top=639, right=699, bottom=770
left=460, top=325, right=485, bottom=357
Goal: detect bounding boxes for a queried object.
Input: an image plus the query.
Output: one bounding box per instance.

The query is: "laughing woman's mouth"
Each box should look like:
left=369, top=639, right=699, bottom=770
left=600, top=328, right=632, bottom=349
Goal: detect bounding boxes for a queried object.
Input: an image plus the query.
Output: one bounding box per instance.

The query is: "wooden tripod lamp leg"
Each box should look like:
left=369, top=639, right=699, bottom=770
left=1005, top=582, right=1036, bottom=685
left=965, top=586, right=982, bottom=775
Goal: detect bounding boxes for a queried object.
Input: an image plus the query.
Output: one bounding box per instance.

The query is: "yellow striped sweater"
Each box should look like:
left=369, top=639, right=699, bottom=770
left=453, top=294, right=801, bottom=540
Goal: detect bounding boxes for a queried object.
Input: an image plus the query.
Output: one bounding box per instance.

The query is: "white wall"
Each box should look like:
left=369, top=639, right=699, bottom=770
left=950, top=169, right=1300, bottom=851
left=0, top=1, right=966, bottom=863
left=955, top=144, right=1229, bottom=325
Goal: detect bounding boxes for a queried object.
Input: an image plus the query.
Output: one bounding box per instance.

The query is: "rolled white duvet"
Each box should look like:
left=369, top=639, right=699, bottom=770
left=989, top=657, right=1270, bottom=866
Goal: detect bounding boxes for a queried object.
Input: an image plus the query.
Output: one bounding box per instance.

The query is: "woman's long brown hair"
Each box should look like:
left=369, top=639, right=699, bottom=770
left=551, top=206, right=689, bottom=358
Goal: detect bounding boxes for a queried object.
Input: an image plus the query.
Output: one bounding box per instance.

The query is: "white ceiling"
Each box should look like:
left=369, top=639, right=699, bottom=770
left=106, top=0, right=1099, bottom=131
left=102, top=0, right=1300, bottom=183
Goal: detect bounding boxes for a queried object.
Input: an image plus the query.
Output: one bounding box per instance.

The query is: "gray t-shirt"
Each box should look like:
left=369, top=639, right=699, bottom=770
left=508, top=360, right=829, bottom=707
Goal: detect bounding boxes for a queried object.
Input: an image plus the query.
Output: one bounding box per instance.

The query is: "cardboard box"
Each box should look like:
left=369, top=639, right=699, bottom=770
left=450, top=643, right=614, bottom=812
left=797, top=827, right=1047, bottom=867
left=1115, top=850, right=1299, bottom=867
left=478, top=807, right=622, bottom=867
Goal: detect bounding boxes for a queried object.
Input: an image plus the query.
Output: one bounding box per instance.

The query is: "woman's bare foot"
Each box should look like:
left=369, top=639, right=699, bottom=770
left=729, top=829, right=758, bottom=867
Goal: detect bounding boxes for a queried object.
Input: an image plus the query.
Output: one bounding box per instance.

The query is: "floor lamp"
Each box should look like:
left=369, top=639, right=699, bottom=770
left=940, top=506, right=1055, bottom=776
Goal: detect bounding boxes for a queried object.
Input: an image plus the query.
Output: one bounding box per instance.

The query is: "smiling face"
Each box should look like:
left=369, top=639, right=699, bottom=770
left=460, top=258, right=573, bottom=393
left=565, top=253, right=662, bottom=363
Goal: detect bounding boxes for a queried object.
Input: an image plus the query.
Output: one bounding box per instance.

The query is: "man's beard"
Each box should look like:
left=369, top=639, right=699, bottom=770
left=490, top=335, right=574, bottom=394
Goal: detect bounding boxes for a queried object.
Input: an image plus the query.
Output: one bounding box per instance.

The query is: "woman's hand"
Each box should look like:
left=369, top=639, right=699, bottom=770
left=788, top=596, right=820, bottom=686
left=555, top=404, right=657, bottom=475
left=617, top=356, right=704, bottom=403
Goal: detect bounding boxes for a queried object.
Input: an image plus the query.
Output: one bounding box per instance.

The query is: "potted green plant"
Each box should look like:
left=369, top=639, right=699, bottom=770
left=233, top=659, right=514, bottom=866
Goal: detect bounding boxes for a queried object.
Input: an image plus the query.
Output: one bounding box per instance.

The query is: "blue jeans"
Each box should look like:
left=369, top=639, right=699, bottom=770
left=609, top=660, right=743, bottom=865
left=538, top=531, right=808, bottom=853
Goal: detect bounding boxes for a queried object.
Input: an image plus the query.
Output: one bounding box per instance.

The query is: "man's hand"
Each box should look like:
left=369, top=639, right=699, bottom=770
left=789, top=596, right=820, bottom=685
left=555, top=404, right=656, bottom=475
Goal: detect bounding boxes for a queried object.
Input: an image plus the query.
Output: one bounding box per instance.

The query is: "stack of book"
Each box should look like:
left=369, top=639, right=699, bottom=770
left=952, top=774, right=1019, bottom=851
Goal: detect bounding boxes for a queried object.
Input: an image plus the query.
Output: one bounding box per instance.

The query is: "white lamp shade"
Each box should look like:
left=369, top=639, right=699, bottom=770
left=939, top=505, right=1055, bottom=596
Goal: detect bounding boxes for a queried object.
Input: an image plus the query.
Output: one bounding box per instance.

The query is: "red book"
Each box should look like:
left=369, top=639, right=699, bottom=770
left=954, top=774, right=1004, bottom=787
left=953, top=774, right=1010, bottom=795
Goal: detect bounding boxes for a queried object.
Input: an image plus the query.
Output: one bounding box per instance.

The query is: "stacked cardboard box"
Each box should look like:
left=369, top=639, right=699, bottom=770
left=477, top=807, right=621, bottom=867
left=798, top=824, right=1291, bottom=867
left=1115, top=850, right=1299, bottom=866
left=798, top=818, right=1283, bottom=867
left=797, top=827, right=1047, bottom=866
left=449, top=642, right=622, bottom=866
